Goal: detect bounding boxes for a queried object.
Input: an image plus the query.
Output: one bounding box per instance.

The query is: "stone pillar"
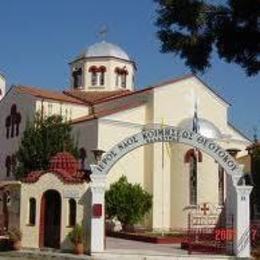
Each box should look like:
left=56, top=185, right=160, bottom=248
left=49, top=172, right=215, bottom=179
left=233, top=184, right=253, bottom=257
left=225, top=174, right=235, bottom=255
left=89, top=171, right=106, bottom=253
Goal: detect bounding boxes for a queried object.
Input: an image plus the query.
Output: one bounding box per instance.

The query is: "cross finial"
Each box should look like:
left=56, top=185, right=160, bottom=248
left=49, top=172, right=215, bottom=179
left=98, top=25, right=108, bottom=41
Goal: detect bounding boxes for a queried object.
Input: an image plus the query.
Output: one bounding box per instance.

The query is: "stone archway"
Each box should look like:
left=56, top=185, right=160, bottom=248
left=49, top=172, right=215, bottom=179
left=39, top=190, right=61, bottom=249
left=89, top=127, right=253, bottom=257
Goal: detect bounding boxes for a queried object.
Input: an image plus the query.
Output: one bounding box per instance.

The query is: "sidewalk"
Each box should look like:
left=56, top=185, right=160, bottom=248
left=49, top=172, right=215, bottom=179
left=0, top=237, right=244, bottom=260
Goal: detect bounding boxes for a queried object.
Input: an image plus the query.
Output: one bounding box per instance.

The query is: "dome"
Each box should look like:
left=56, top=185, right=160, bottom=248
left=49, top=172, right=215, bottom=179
left=77, top=41, right=130, bottom=61
left=179, top=118, right=222, bottom=139
left=49, top=152, right=79, bottom=174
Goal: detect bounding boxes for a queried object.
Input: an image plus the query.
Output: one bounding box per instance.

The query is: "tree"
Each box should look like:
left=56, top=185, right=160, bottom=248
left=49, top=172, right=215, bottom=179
left=15, top=113, right=78, bottom=179
left=105, top=176, right=152, bottom=229
left=154, top=0, right=259, bottom=76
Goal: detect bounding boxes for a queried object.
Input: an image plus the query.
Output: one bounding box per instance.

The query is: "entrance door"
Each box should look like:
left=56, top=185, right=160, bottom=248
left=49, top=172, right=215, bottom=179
left=39, top=190, right=61, bottom=248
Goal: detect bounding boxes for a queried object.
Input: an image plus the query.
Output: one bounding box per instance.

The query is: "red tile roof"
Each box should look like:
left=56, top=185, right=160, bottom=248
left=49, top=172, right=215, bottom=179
left=15, top=74, right=228, bottom=108
left=65, top=75, right=195, bottom=105
left=71, top=100, right=146, bottom=124
left=22, top=169, right=89, bottom=184
left=16, top=85, right=86, bottom=105
left=22, top=152, right=90, bottom=184
left=63, top=89, right=132, bottom=105
left=71, top=74, right=230, bottom=106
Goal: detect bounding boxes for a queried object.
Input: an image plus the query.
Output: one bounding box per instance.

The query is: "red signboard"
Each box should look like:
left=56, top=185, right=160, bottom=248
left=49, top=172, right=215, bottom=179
left=93, top=204, right=102, bottom=218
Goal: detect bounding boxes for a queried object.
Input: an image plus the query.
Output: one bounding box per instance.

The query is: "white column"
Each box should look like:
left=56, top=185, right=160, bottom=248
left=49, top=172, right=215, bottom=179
left=225, top=174, right=235, bottom=255
left=233, top=185, right=253, bottom=258
left=89, top=171, right=106, bottom=253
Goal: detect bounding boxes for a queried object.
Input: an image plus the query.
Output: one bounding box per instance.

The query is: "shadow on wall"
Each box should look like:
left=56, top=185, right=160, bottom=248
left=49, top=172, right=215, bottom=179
left=59, top=187, right=91, bottom=253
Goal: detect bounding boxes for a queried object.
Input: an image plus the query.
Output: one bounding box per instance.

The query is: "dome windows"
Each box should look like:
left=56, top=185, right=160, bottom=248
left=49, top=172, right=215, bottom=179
left=89, top=66, right=107, bottom=87
left=70, top=41, right=134, bottom=91
left=72, top=67, right=83, bottom=89
left=99, top=66, right=106, bottom=86
left=115, top=67, right=128, bottom=88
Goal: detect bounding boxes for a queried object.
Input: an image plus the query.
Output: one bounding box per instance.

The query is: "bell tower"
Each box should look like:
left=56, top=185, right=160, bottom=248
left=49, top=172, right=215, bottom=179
left=0, top=73, right=6, bottom=101
left=69, top=41, right=136, bottom=92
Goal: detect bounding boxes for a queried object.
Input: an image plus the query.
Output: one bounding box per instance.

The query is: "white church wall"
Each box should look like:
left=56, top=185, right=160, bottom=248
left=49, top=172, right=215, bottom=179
left=35, top=99, right=89, bottom=121
left=0, top=89, right=36, bottom=180
left=219, top=140, right=249, bottom=159
left=20, top=173, right=89, bottom=249
left=71, top=119, right=98, bottom=167
left=151, top=141, right=173, bottom=231
left=97, top=105, right=146, bottom=188
left=198, top=152, right=220, bottom=205
left=152, top=77, right=228, bottom=130
left=150, top=76, right=236, bottom=231
left=94, top=89, right=150, bottom=115
left=170, top=143, right=190, bottom=230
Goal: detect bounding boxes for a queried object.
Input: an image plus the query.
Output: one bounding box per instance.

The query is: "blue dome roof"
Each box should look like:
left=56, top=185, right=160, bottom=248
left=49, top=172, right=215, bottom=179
left=179, top=118, right=222, bottom=139
left=77, top=41, right=130, bottom=61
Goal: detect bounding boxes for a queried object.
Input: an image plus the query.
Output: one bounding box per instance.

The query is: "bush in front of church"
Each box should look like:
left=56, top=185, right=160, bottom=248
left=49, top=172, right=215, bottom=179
left=105, top=176, right=152, bottom=231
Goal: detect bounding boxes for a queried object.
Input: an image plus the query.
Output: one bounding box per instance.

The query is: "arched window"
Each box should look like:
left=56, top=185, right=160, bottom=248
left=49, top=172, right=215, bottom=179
left=189, top=154, right=197, bottom=205
left=89, top=66, right=98, bottom=86
left=91, top=72, right=97, bottom=86
left=115, top=67, right=128, bottom=88
left=72, top=68, right=82, bottom=89
left=121, top=73, right=127, bottom=88
left=218, top=166, right=224, bottom=205
left=184, top=149, right=202, bottom=163
left=99, top=66, right=106, bottom=86
left=185, top=149, right=201, bottom=205
left=5, top=104, right=21, bottom=139
left=29, top=198, right=36, bottom=225
left=68, top=199, right=77, bottom=226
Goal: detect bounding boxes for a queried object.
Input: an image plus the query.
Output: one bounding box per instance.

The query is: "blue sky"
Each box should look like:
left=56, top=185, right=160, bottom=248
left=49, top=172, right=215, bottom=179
left=0, top=0, right=259, bottom=139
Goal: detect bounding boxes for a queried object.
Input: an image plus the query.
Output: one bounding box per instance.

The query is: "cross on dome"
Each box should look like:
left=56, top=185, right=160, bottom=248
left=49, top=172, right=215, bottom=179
left=98, top=25, right=109, bottom=41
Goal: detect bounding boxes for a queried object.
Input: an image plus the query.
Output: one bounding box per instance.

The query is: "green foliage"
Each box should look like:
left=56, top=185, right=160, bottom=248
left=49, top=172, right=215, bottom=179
left=16, top=113, right=78, bottom=179
left=68, top=224, right=84, bottom=244
left=8, top=228, right=22, bottom=242
left=154, top=0, right=259, bottom=76
left=105, top=176, right=153, bottom=227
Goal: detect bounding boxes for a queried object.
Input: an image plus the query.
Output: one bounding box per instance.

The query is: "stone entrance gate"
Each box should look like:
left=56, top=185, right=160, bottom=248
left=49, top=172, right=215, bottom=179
left=89, top=126, right=252, bottom=258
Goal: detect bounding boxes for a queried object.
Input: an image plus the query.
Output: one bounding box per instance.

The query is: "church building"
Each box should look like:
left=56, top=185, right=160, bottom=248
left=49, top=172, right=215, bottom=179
left=0, top=40, right=252, bottom=250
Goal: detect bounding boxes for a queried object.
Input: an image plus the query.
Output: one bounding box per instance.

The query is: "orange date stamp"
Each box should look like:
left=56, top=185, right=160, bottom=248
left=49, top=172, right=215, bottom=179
left=215, top=227, right=257, bottom=241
